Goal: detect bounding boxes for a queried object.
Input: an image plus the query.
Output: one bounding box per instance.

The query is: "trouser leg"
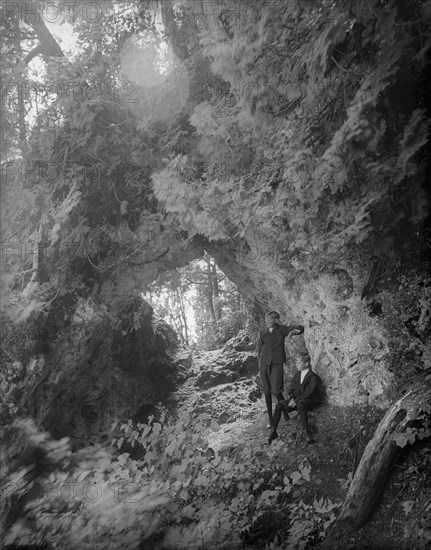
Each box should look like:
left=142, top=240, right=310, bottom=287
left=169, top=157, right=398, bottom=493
left=270, top=400, right=294, bottom=435
left=268, top=401, right=281, bottom=442
left=275, top=393, right=290, bottom=419
left=296, top=400, right=319, bottom=441
left=296, top=401, right=310, bottom=434
left=272, top=403, right=283, bottom=431
left=264, top=393, right=273, bottom=424
left=268, top=400, right=295, bottom=443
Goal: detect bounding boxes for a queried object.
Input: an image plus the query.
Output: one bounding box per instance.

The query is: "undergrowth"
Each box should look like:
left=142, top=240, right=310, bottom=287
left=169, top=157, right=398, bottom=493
left=3, top=394, right=430, bottom=549
left=3, top=410, right=339, bottom=550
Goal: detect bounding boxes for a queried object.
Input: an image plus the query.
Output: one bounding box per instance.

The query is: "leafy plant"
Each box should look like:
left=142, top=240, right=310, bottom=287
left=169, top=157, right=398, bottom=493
left=4, top=410, right=340, bottom=549
left=393, top=409, right=431, bottom=449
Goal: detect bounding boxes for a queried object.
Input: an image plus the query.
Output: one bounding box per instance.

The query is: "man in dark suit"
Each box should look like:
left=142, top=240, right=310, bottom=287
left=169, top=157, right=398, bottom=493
left=257, top=311, right=304, bottom=427
left=268, top=352, right=322, bottom=444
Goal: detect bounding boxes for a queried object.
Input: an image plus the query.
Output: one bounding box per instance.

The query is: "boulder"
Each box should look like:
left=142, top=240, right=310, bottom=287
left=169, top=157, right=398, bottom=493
left=172, top=348, right=193, bottom=369
left=222, top=329, right=256, bottom=353
left=195, top=352, right=258, bottom=389
left=195, top=368, right=237, bottom=389
left=10, top=297, right=185, bottom=448
left=238, top=354, right=259, bottom=376
left=193, top=342, right=260, bottom=390
left=189, top=378, right=260, bottom=424
left=171, top=348, right=194, bottom=381
left=223, top=354, right=243, bottom=372
left=218, top=411, right=231, bottom=424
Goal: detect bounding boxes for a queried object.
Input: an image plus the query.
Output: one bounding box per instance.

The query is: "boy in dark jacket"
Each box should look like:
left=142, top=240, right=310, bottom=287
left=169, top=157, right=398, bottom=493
left=268, top=352, right=322, bottom=444
left=257, top=311, right=304, bottom=427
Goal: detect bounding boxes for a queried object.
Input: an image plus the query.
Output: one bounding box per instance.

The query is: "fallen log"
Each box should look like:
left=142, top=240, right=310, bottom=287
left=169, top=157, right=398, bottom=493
left=334, top=370, right=431, bottom=531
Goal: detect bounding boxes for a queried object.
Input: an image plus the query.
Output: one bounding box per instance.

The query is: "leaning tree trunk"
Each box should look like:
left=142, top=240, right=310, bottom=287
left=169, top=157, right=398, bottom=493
left=334, top=371, right=431, bottom=532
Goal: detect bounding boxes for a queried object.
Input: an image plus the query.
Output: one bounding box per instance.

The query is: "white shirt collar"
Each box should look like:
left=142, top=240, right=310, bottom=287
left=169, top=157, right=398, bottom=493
left=300, top=368, right=310, bottom=383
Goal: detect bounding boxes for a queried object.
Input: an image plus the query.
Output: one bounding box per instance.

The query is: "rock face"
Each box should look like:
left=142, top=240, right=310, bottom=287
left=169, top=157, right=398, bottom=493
left=146, top=0, right=431, bottom=411
left=192, top=378, right=259, bottom=425
left=187, top=335, right=263, bottom=424
left=194, top=341, right=258, bottom=390
left=7, top=298, right=185, bottom=448
left=170, top=348, right=194, bottom=382
left=222, top=329, right=256, bottom=353
left=207, top=242, right=430, bottom=409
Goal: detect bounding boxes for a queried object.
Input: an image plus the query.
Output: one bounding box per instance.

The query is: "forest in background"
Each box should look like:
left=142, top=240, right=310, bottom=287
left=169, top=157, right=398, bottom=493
left=145, top=255, right=250, bottom=348
left=1, top=0, right=431, bottom=548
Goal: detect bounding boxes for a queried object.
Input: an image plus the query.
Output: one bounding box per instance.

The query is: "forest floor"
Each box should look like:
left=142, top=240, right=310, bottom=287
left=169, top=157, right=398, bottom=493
left=166, top=349, right=431, bottom=550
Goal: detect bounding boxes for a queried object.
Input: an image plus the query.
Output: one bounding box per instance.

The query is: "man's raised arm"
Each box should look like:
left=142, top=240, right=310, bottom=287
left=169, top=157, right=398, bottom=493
left=286, top=325, right=304, bottom=337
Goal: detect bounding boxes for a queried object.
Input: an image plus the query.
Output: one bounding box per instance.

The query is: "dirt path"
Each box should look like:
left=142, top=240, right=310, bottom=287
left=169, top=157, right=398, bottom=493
left=168, top=349, right=348, bottom=491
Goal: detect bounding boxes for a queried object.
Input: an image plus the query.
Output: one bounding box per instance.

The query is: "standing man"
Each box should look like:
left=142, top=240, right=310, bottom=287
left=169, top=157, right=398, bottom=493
left=257, top=311, right=304, bottom=428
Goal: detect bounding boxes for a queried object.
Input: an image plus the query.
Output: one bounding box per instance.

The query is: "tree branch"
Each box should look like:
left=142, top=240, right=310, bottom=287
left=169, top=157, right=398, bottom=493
left=22, top=44, right=43, bottom=65
left=21, top=1, right=64, bottom=60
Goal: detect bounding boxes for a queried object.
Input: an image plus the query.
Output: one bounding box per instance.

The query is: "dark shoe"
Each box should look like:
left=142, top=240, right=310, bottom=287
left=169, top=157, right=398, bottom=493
left=267, top=430, right=278, bottom=444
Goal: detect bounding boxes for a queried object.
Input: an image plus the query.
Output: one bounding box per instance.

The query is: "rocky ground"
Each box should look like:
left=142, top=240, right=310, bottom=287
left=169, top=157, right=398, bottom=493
left=165, top=332, right=431, bottom=550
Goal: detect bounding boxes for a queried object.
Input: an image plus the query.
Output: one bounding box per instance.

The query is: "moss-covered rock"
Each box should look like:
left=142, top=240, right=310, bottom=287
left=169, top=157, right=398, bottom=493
left=2, top=297, right=182, bottom=447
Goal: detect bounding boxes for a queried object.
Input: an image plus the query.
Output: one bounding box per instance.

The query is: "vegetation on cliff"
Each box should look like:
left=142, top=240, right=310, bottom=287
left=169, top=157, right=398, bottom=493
left=1, top=0, right=430, bottom=548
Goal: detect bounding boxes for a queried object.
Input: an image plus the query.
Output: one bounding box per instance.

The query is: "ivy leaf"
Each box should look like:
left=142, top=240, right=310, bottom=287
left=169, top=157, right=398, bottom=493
left=401, top=500, right=415, bottom=516
left=178, top=459, right=189, bottom=473
left=417, top=428, right=430, bottom=440
left=291, top=470, right=302, bottom=485
left=144, top=451, right=155, bottom=463
left=118, top=453, right=129, bottom=466
left=166, top=502, right=179, bottom=514
left=152, top=423, right=162, bottom=435
left=301, top=466, right=311, bottom=481
left=393, top=432, right=412, bottom=448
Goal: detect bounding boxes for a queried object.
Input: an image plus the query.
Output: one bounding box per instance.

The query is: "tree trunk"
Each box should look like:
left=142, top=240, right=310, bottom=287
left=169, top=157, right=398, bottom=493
left=175, top=287, right=189, bottom=346
left=160, top=0, right=188, bottom=60
left=8, top=0, right=65, bottom=154
left=205, top=256, right=217, bottom=326
left=170, top=313, right=185, bottom=346
left=21, top=1, right=64, bottom=59
left=13, top=16, right=27, bottom=149
left=210, top=260, right=221, bottom=320
left=333, top=371, right=431, bottom=533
